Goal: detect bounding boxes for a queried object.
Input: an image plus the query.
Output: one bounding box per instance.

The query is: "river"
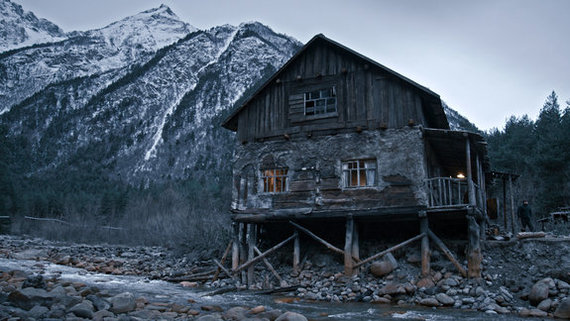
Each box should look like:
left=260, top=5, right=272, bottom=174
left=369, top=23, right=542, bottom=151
left=0, top=258, right=545, bottom=320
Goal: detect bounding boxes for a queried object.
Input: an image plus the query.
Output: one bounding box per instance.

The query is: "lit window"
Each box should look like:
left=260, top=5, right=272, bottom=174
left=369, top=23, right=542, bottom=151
left=342, top=160, right=376, bottom=188
left=304, top=87, right=336, bottom=115
left=262, top=169, right=288, bottom=193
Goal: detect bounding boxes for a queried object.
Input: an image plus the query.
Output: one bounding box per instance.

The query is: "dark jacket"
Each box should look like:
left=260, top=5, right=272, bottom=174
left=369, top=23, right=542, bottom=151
left=517, top=204, right=532, bottom=219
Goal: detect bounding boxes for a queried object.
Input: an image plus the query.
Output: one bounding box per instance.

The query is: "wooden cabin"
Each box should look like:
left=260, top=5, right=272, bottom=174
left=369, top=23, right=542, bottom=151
left=222, top=34, right=488, bottom=283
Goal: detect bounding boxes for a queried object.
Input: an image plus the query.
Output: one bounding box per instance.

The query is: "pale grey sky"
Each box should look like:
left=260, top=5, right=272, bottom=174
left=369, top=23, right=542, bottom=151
left=14, top=0, right=570, bottom=131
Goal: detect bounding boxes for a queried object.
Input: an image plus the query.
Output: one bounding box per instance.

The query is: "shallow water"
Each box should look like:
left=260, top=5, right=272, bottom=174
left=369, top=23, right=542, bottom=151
left=0, top=258, right=544, bottom=320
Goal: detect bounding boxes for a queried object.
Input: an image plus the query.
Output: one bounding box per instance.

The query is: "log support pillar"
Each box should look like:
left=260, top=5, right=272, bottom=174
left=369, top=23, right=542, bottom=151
left=467, top=214, right=482, bottom=279
left=232, top=222, right=239, bottom=270
left=419, top=210, right=430, bottom=276
left=293, top=230, right=300, bottom=273
left=246, top=223, right=257, bottom=288
left=344, top=215, right=354, bottom=276
left=238, top=223, right=246, bottom=284
left=352, top=221, right=360, bottom=275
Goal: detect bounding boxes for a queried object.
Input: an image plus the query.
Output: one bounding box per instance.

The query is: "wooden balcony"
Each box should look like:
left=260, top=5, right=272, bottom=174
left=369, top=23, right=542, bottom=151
left=425, top=177, right=483, bottom=211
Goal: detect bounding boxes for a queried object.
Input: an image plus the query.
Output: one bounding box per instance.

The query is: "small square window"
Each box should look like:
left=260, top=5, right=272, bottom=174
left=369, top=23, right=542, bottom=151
left=342, top=159, right=376, bottom=188
left=304, top=86, right=337, bottom=116
left=262, top=169, right=288, bottom=193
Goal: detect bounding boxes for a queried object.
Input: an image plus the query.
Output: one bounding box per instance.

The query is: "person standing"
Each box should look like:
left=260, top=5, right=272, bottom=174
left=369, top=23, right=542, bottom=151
left=517, top=200, right=534, bottom=232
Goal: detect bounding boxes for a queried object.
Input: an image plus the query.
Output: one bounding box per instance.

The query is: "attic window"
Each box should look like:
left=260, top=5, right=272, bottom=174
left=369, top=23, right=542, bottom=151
left=342, top=159, right=376, bottom=188
left=262, top=169, right=288, bottom=193
left=304, top=87, right=337, bottom=116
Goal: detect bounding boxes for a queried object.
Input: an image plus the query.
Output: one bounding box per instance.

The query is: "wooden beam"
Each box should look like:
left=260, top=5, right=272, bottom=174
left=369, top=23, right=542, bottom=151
left=289, top=221, right=344, bottom=255
left=233, top=234, right=295, bottom=273
left=254, top=246, right=284, bottom=285
left=344, top=216, right=354, bottom=276
left=213, top=258, right=236, bottom=281
left=427, top=229, right=467, bottom=277
left=465, top=137, right=476, bottom=206
left=354, top=233, right=425, bottom=268
left=467, top=215, right=482, bottom=279
left=352, top=222, right=360, bottom=274
left=293, top=230, right=300, bottom=273
left=213, top=241, right=232, bottom=281
left=232, top=223, right=239, bottom=270
left=509, top=175, right=516, bottom=234
left=419, top=212, right=430, bottom=276
left=247, top=224, right=256, bottom=288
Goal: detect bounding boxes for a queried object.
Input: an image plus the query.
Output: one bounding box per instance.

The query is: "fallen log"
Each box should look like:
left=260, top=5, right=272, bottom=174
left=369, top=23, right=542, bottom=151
left=517, top=231, right=546, bottom=239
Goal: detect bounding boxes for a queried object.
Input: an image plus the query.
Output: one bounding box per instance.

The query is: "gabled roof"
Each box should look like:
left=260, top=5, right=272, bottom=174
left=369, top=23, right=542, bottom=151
left=222, top=34, right=449, bottom=131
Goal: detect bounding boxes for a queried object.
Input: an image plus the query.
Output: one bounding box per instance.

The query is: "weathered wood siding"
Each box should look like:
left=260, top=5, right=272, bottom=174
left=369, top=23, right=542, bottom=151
left=232, top=128, right=429, bottom=212
left=237, top=42, right=431, bottom=142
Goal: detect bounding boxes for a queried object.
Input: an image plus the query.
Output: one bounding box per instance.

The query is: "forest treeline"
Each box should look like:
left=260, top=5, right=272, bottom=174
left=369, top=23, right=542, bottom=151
left=0, top=91, right=569, bottom=247
left=486, top=91, right=570, bottom=215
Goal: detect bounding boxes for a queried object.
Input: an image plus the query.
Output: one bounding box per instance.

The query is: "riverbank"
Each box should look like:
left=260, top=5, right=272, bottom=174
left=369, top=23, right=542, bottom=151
left=0, top=234, right=569, bottom=319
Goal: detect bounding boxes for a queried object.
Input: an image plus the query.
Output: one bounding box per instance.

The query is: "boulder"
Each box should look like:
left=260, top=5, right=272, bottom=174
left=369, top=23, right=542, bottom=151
left=554, top=297, right=570, bottom=319
left=379, top=283, right=406, bottom=296
left=537, top=298, right=552, bottom=311
left=8, top=287, right=54, bottom=310
left=109, top=292, right=136, bottom=314
left=416, top=277, right=435, bottom=289
left=419, top=297, right=440, bottom=307
left=223, top=306, right=248, bottom=320
left=370, top=261, right=395, bottom=277
left=93, top=309, right=114, bottom=321
left=197, top=314, right=223, bottom=321
left=529, top=280, right=550, bottom=306
left=435, top=293, right=455, bottom=306
left=69, top=301, right=94, bottom=319
left=275, top=311, right=308, bottom=321
left=27, top=305, right=49, bottom=318
left=22, top=275, right=46, bottom=289
left=250, top=305, right=266, bottom=314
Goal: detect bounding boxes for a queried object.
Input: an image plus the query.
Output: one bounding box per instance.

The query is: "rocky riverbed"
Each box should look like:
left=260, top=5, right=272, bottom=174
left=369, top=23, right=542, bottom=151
left=1, top=234, right=569, bottom=320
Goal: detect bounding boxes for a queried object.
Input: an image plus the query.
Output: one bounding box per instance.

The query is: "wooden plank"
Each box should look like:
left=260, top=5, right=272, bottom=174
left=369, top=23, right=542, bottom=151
left=289, top=179, right=315, bottom=192
left=355, top=71, right=366, bottom=121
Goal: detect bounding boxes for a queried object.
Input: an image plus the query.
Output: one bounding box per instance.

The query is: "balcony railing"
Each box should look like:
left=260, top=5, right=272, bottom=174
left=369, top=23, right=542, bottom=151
left=425, top=177, right=481, bottom=209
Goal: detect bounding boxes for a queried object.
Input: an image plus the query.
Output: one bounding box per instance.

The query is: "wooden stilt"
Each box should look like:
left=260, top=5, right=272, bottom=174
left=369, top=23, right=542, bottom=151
left=238, top=223, right=246, bottom=284
left=427, top=229, right=467, bottom=277
left=344, top=215, right=354, bottom=276
left=509, top=175, right=516, bottom=234
left=254, top=246, right=284, bottom=285
left=419, top=211, right=430, bottom=276
left=247, top=224, right=256, bottom=288
left=467, top=215, right=482, bottom=279
left=232, top=222, right=239, bottom=270
left=352, top=221, right=360, bottom=274
left=293, top=230, right=300, bottom=273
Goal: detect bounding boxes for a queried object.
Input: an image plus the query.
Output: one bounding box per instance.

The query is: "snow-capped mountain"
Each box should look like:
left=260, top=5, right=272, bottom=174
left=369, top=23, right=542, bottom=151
left=0, top=0, right=65, bottom=51
left=0, top=1, right=301, bottom=185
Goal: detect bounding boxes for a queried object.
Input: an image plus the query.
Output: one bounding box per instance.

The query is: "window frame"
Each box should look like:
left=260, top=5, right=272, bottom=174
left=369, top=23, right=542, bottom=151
left=303, top=86, right=337, bottom=117
left=261, top=168, right=289, bottom=193
left=342, top=159, right=377, bottom=188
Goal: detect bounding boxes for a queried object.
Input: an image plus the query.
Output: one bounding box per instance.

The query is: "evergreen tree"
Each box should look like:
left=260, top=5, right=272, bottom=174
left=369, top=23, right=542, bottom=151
left=533, top=91, right=566, bottom=213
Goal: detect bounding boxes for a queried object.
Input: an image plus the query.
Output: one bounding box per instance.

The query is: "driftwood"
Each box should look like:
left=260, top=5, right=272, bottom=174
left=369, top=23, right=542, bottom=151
left=254, top=246, right=283, bottom=284
left=233, top=234, right=295, bottom=273
left=427, top=229, right=467, bottom=277
left=354, top=233, right=425, bottom=268
left=213, top=241, right=233, bottom=281
left=516, top=231, right=546, bottom=239
left=200, top=286, right=239, bottom=297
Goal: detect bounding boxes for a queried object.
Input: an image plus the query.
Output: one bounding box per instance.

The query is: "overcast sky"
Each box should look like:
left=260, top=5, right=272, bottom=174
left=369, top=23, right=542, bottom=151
left=14, top=0, right=570, bottom=131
